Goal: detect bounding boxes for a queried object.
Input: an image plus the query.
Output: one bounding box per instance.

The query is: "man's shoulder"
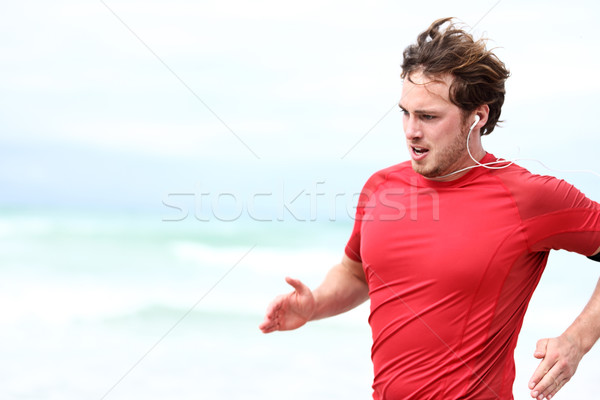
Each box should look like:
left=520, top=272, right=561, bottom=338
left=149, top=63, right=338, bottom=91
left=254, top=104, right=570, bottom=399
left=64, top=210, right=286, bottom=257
left=490, top=160, right=597, bottom=217
left=491, top=161, right=566, bottom=192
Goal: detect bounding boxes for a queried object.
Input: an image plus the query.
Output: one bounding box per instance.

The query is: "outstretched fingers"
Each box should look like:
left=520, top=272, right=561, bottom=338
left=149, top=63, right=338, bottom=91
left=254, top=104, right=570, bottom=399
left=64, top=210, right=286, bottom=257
left=529, top=337, right=580, bottom=400
left=529, top=338, right=558, bottom=399
left=259, top=277, right=311, bottom=334
left=529, top=364, right=567, bottom=400
left=259, top=295, right=284, bottom=333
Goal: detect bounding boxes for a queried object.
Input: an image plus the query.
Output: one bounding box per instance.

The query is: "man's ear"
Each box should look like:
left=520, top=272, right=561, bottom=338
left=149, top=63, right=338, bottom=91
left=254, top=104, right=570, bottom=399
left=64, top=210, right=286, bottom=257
left=474, top=104, right=490, bottom=128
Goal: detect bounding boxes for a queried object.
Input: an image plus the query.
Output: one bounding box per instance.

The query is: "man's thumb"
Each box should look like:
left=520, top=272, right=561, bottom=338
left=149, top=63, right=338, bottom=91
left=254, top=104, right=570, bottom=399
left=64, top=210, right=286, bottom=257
left=534, top=338, right=549, bottom=359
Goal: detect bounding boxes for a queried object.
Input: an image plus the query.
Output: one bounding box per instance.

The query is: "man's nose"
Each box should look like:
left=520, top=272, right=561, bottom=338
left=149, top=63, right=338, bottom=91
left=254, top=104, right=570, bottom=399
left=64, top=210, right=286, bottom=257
left=404, top=116, right=423, bottom=141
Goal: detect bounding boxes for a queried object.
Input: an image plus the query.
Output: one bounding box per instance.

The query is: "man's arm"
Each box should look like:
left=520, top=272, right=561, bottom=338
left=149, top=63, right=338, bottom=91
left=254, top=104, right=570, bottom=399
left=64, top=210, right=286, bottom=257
left=259, top=254, right=369, bottom=333
left=529, top=246, right=600, bottom=400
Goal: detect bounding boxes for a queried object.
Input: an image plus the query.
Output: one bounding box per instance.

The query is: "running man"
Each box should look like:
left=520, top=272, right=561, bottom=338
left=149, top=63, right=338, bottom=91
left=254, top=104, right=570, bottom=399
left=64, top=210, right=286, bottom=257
left=259, top=18, right=600, bottom=400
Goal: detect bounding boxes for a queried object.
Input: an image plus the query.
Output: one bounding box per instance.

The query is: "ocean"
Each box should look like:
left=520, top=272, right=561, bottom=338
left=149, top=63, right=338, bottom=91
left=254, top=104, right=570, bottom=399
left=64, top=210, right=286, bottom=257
left=0, top=207, right=598, bottom=399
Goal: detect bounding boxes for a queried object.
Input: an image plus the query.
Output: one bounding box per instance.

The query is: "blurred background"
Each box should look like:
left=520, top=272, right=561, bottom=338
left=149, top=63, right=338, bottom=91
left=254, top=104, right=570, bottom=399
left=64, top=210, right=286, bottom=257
left=1, top=0, right=599, bottom=399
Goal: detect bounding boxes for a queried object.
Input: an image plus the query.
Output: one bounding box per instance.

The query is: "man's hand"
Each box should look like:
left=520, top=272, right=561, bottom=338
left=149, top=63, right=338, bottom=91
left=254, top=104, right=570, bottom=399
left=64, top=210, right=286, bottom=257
left=259, top=277, right=316, bottom=333
left=528, top=335, right=584, bottom=400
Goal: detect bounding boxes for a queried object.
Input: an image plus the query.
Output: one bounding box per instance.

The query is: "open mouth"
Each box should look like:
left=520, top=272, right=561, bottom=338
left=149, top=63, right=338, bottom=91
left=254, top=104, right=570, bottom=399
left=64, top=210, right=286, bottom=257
left=412, top=147, right=429, bottom=156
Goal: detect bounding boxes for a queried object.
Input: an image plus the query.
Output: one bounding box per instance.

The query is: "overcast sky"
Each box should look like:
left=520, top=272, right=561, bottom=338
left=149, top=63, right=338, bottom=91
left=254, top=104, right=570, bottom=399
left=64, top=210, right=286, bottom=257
left=1, top=0, right=599, bottom=212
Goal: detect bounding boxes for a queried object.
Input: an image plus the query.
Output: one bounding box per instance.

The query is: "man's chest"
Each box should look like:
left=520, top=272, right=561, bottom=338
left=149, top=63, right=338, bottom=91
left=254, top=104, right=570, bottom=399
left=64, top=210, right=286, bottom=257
left=359, top=182, right=523, bottom=285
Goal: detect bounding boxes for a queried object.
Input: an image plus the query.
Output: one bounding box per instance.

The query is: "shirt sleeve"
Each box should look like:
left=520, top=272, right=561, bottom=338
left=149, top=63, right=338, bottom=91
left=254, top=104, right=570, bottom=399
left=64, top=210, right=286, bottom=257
left=516, top=174, right=600, bottom=255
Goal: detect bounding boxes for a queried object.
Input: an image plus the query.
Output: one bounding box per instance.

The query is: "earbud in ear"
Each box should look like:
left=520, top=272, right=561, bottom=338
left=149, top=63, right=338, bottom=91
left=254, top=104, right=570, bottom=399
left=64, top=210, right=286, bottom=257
left=470, top=115, right=480, bottom=130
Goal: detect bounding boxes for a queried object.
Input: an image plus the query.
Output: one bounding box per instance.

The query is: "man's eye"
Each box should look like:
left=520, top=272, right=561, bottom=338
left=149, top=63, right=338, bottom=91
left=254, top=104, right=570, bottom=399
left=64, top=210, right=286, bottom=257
left=422, top=115, right=435, bottom=121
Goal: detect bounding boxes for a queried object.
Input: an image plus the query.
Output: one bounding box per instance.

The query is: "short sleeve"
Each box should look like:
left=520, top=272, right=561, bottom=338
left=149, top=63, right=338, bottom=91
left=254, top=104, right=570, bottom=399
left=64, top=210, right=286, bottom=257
left=514, top=174, right=600, bottom=255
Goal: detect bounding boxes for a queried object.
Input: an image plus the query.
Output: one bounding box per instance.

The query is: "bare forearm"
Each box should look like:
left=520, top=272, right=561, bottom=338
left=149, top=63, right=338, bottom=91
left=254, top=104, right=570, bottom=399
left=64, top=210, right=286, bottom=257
left=310, top=260, right=369, bottom=321
left=563, top=277, right=600, bottom=353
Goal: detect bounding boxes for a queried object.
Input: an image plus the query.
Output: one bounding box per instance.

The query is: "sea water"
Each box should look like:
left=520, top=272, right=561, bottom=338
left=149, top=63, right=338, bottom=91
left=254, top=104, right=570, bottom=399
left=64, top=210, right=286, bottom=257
left=0, top=208, right=597, bottom=399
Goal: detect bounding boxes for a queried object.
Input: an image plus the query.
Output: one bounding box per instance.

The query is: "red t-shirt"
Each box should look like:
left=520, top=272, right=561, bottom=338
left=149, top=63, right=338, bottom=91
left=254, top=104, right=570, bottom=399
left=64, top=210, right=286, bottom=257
left=345, top=153, right=600, bottom=400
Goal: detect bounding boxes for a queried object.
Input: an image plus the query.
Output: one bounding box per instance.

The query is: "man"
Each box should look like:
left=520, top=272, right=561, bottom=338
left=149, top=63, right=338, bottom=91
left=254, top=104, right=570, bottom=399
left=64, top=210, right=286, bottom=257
left=259, top=18, right=600, bottom=400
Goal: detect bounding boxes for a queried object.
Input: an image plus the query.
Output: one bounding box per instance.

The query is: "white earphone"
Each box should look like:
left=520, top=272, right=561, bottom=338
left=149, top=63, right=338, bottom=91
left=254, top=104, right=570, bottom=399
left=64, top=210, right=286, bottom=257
left=470, top=115, right=480, bottom=131
left=466, top=114, right=512, bottom=170
left=436, top=113, right=514, bottom=179
left=436, top=113, right=600, bottom=180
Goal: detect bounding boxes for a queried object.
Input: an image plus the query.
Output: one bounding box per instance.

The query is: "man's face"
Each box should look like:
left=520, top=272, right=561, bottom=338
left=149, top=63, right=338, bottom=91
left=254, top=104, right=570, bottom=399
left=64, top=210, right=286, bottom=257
left=399, top=71, right=471, bottom=180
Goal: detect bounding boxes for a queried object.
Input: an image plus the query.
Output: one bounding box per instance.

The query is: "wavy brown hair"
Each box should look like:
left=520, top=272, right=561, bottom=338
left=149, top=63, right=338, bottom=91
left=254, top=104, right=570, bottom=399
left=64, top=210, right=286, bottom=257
left=401, top=18, right=510, bottom=136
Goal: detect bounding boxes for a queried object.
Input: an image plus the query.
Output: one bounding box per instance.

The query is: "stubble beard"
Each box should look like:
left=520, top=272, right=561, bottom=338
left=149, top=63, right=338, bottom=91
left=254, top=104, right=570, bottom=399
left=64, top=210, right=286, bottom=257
left=412, top=125, right=470, bottom=179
